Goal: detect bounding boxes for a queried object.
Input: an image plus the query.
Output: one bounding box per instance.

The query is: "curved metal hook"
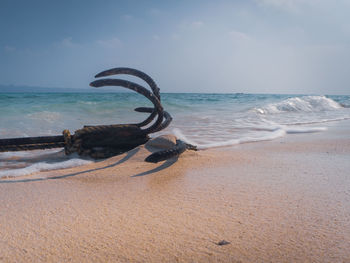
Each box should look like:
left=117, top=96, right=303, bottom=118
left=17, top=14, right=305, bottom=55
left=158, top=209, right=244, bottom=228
left=94, top=67, right=159, bottom=128
left=89, top=78, right=164, bottom=134
left=134, top=107, right=172, bottom=132
left=95, top=67, right=160, bottom=99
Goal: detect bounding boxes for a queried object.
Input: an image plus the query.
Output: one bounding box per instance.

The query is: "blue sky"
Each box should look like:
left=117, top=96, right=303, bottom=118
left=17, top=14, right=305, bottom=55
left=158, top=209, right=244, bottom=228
left=0, top=0, right=349, bottom=94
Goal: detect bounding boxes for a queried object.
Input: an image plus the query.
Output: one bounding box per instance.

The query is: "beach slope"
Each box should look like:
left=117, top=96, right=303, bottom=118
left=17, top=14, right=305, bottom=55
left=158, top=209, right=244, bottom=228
left=1, top=127, right=350, bottom=262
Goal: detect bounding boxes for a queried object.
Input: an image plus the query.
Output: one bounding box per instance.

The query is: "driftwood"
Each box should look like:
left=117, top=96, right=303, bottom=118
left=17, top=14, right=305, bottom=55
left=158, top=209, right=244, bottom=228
left=0, top=67, right=196, bottom=162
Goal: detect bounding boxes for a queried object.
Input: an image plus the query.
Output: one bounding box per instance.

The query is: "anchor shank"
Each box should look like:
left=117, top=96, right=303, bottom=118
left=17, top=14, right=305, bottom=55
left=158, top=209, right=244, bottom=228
left=0, top=142, right=65, bottom=152
left=0, top=135, right=64, bottom=147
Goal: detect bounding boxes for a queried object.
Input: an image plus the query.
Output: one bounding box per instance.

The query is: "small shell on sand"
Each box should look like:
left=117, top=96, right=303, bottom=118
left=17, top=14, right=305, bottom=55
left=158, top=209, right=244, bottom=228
left=146, top=134, right=177, bottom=149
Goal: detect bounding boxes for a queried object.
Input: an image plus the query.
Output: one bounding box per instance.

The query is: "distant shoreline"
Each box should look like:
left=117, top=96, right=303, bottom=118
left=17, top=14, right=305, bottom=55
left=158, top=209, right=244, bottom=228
left=1, top=85, right=350, bottom=96
left=0, top=85, right=131, bottom=93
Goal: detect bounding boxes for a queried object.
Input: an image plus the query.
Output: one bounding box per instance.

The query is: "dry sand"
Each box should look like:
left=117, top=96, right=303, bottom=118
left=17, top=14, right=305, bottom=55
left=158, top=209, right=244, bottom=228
left=0, top=125, right=350, bottom=262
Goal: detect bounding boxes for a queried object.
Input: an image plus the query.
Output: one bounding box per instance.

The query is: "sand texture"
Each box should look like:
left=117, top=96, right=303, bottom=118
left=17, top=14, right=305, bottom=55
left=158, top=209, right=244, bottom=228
left=0, top=127, right=350, bottom=262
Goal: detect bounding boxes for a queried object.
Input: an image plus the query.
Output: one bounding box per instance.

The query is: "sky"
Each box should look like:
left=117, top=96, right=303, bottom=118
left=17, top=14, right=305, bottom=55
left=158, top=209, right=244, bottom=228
left=0, top=0, right=349, bottom=94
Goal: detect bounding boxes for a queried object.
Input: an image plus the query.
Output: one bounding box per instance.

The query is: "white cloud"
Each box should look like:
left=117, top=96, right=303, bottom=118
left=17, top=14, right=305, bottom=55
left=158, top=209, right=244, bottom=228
left=255, top=0, right=325, bottom=12
left=60, top=37, right=78, bottom=48
left=171, top=33, right=180, bottom=40
left=180, top=20, right=204, bottom=30
left=4, top=45, right=16, bottom=52
left=191, top=21, right=204, bottom=28
left=152, top=34, right=160, bottom=41
left=121, top=14, right=133, bottom=21
left=61, top=37, right=73, bottom=47
left=228, top=30, right=250, bottom=41
left=96, top=37, right=122, bottom=49
left=52, top=37, right=80, bottom=49
left=149, top=8, right=161, bottom=16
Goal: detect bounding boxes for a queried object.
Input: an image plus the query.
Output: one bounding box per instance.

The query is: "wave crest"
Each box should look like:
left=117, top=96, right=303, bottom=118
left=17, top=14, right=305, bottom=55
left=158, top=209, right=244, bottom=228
left=254, top=96, right=342, bottom=114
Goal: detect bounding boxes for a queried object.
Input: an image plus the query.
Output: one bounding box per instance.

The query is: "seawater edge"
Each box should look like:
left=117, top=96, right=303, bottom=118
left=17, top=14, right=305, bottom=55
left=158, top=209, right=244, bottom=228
left=1, top=93, right=350, bottom=177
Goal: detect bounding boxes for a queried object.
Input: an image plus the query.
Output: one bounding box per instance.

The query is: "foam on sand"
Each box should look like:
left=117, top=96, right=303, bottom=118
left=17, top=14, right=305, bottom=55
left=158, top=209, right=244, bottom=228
left=0, top=158, right=93, bottom=178
left=0, top=124, right=349, bottom=262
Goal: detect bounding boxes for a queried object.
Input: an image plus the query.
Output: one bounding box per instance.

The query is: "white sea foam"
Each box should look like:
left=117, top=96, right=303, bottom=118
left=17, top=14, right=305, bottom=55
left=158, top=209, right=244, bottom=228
left=0, top=149, right=61, bottom=159
left=0, top=158, right=93, bottom=178
left=284, top=126, right=327, bottom=134
left=254, top=96, right=342, bottom=114
left=27, top=111, right=62, bottom=122
left=173, top=128, right=287, bottom=149
left=1, top=93, right=349, bottom=175
left=281, top=116, right=350, bottom=126
left=172, top=121, right=330, bottom=150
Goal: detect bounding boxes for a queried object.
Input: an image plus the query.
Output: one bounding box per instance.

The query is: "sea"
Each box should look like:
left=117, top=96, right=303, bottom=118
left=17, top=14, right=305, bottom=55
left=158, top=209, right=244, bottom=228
left=1, top=92, right=350, bottom=178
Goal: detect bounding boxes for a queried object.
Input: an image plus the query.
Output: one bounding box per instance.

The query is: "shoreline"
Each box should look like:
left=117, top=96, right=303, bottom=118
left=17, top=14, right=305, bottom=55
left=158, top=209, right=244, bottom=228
left=0, top=122, right=350, bottom=262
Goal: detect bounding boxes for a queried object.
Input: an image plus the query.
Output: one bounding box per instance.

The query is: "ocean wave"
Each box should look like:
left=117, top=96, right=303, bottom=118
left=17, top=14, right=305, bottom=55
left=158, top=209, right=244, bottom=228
left=27, top=111, right=62, bottom=123
left=281, top=116, right=350, bottom=126
left=1, top=93, right=348, bottom=175
left=173, top=127, right=287, bottom=149
left=172, top=123, right=328, bottom=149
left=0, top=158, right=93, bottom=178
left=77, top=100, right=98, bottom=105
left=284, top=126, right=327, bottom=134
left=253, top=96, right=342, bottom=114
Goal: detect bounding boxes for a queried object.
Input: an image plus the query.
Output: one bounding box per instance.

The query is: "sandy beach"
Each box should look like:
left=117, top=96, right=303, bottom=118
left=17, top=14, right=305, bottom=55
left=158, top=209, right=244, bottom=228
left=1, top=122, right=350, bottom=262
left=2, top=0, right=350, bottom=261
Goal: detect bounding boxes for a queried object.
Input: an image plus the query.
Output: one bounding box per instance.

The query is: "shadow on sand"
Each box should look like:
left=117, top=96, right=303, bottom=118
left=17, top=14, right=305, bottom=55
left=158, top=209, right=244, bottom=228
left=0, top=147, right=179, bottom=184
left=131, top=157, right=178, bottom=177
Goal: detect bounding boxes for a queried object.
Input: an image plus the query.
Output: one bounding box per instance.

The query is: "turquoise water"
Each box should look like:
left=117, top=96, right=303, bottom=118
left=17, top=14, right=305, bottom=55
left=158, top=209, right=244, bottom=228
left=1, top=92, right=350, bottom=177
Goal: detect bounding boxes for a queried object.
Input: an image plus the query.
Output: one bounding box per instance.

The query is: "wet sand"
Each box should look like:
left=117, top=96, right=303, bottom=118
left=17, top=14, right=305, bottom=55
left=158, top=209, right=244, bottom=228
left=0, top=123, right=350, bottom=262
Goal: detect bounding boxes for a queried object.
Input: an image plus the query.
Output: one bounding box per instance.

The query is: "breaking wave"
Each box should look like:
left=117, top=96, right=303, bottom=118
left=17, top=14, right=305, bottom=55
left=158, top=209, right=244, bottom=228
left=173, top=124, right=327, bottom=150
left=253, top=96, right=342, bottom=114
left=1, top=93, right=349, bottom=177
